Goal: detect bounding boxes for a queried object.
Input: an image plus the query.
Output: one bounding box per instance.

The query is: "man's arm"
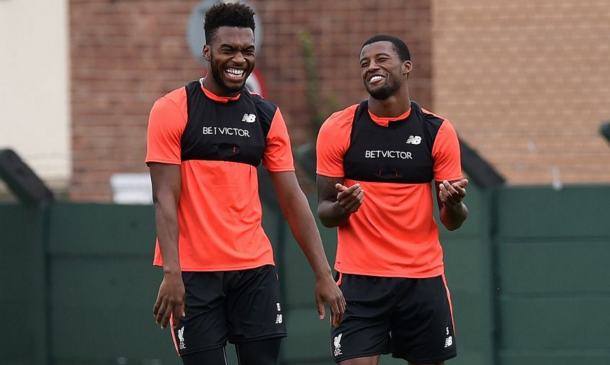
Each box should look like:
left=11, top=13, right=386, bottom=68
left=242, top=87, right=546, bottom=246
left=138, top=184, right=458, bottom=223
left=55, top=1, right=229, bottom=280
left=268, top=171, right=346, bottom=326
left=436, top=179, right=469, bottom=231
left=149, top=162, right=185, bottom=329
left=316, top=175, right=364, bottom=228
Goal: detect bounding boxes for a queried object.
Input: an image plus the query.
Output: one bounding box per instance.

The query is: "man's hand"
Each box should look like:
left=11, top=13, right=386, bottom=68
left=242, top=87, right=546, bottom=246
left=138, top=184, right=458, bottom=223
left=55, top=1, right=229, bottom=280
left=153, top=272, right=185, bottom=329
left=335, top=183, right=364, bottom=213
left=315, top=276, right=346, bottom=327
left=438, top=179, right=468, bottom=208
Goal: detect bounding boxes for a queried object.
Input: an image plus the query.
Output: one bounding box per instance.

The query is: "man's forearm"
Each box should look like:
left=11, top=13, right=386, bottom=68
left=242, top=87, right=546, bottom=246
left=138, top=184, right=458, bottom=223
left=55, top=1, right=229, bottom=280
left=281, top=196, right=334, bottom=279
left=318, top=200, right=351, bottom=228
left=154, top=201, right=181, bottom=273
left=440, top=202, right=468, bottom=231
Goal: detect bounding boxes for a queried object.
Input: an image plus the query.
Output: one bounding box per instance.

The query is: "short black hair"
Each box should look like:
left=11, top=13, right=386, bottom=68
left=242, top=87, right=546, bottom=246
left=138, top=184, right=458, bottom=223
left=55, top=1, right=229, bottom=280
left=204, top=3, right=256, bottom=44
left=361, top=35, right=411, bottom=62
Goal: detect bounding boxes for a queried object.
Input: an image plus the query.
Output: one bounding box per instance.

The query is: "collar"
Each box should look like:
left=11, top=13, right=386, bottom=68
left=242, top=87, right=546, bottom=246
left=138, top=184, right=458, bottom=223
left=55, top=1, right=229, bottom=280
left=367, top=107, right=412, bottom=127
left=200, top=78, right=242, bottom=103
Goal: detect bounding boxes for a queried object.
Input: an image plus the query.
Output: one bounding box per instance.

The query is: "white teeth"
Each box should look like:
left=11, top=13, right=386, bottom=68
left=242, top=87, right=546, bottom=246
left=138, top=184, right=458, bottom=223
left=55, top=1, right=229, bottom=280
left=370, top=76, right=384, bottom=83
left=226, top=68, right=244, bottom=77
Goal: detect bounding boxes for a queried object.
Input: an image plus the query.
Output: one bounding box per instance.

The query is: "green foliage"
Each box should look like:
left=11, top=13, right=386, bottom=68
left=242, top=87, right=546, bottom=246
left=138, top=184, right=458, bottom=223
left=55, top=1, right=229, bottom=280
left=299, top=30, right=338, bottom=138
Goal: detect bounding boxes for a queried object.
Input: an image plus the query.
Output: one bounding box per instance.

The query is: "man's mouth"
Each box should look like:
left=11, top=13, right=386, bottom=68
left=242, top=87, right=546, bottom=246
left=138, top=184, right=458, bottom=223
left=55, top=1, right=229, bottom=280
left=225, top=68, right=246, bottom=80
left=368, top=75, right=385, bottom=85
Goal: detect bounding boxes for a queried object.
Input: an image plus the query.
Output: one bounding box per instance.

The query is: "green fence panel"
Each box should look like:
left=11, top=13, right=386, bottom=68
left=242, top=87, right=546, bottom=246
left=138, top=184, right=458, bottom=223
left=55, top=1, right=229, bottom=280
left=0, top=203, right=49, bottom=365
left=47, top=203, right=156, bottom=255
left=46, top=203, right=179, bottom=365
left=498, top=240, right=610, bottom=294
left=496, top=186, right=610, bottom=238
left=495, top=186, right=610, bottom=365
left=500, top=297, right=609, bottom=350
left=499, top=353, right=610, bottom=365
left=3, top=183, right=609, bottom=365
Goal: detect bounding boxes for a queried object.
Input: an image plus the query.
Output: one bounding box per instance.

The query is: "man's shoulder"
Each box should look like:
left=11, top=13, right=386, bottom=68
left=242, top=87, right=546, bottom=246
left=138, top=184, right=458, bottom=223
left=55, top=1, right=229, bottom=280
left=322, top=103, right=361, bottom=128
left=413, top=103, right=459, bottom=144
left=154, top=85, right=188, bottom=108
left=416, top=103, right=447, bottom=124
left=246, top=90, right=278, bottom=111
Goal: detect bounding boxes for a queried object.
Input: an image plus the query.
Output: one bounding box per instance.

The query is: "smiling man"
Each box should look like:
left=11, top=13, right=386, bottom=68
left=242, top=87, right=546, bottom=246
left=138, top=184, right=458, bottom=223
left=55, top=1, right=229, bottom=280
left=316, top=35, right=469, bottom=365
left=145, top=3, right=345, bottom=365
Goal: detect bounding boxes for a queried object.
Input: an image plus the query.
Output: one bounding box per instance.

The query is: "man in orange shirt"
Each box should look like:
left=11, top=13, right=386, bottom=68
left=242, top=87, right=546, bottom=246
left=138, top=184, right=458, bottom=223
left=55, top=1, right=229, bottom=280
left=146, top=3, right=344, bottom=364
left=317, top=35, right=469, bottom=365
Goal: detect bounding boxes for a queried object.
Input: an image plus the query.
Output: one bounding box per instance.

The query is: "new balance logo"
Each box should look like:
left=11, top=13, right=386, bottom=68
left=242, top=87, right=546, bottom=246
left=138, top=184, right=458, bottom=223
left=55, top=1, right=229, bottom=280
left=275, top=314, right=283, bottom=324
left=406, top=135, right=422, bottom=145
left=444, top=327, right=453, bottom=348
left=242, top=113, right=256, bottom=123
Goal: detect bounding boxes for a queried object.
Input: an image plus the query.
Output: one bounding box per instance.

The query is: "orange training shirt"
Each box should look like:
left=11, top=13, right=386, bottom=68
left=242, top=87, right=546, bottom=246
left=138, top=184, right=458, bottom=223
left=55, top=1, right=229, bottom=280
left=316, top=101, right=462, bottom=278
left=146, top=82, right=295, bottom=271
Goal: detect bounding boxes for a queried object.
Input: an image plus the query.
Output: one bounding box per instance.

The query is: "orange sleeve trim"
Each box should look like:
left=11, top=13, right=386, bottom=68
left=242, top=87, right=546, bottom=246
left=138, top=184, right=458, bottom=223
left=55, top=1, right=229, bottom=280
left=432, top=119, right=463, bottom=181
left=145, top=89, right=188, bottom=165
left=262, top=108, right=295, bottom=171
left=145, top=159, right=182, bottom=165
left=316, top=105, right=358, bottom=176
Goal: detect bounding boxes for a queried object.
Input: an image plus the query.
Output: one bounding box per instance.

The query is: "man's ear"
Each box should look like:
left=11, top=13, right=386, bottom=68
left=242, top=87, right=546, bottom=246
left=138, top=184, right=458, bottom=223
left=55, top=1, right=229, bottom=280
left=403, top=60, right=413, bottom=76
left=203, top=45, right=211, bottom=61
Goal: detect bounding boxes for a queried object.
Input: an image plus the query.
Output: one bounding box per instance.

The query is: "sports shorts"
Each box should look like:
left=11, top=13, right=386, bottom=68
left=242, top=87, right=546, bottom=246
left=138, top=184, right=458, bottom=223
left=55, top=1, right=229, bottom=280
left=330, top=273, right=457, bottom=363
left=171, top=265, right=287, bottom=356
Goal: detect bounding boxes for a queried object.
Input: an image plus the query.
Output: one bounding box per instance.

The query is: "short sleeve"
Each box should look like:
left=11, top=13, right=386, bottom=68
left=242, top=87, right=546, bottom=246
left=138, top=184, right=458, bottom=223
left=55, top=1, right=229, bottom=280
left=432, top=119, right=463, bottom=181
left=262, top=108, right=295, bottom=172
left=316, top=106, right=357, bottom=177
left=145, top=93, right=187, bottom=165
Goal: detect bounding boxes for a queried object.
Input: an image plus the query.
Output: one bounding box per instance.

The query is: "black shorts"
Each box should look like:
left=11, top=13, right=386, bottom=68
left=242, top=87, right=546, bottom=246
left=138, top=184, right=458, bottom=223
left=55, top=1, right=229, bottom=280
left=330, top=273, right=457, bottom=363
left=171, top=265, right=287, bottom=356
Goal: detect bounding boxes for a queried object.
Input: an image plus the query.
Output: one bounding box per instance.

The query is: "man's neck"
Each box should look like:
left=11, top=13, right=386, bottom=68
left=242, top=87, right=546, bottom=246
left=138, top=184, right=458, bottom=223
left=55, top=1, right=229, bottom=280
left=368, top=94, right=411, bottom=118
left=201, top=77, right=241, bottom=98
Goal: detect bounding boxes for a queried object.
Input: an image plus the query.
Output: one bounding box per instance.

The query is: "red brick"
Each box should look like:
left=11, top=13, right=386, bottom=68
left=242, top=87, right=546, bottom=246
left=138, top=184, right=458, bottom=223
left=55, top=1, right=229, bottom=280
left=70, top=0, right=432, bottom=201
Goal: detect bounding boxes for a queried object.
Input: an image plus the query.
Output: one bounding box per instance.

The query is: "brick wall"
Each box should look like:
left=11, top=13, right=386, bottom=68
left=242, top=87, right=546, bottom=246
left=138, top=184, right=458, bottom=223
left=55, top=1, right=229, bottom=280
left=432, top=0, right=610, bottom=185
left=69, top=0, right=433, bottom=201
left=69, top=0, right=610, bottom=200
left=70, top=0, right=203, bottom=201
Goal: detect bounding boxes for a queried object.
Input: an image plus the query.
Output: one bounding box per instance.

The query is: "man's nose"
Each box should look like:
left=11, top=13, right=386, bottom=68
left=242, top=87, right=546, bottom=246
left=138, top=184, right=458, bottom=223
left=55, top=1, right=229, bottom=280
left=233, top=52, right=246, bottom=63
left=367, top=61, right=380, bottom=71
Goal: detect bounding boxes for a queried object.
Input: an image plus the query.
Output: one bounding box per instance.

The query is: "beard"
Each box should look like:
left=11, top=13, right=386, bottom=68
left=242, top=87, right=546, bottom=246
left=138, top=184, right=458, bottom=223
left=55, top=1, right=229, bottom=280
left=365, top=79, right=401, bottom=100
left=209, top=57, right=251, bottom=93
